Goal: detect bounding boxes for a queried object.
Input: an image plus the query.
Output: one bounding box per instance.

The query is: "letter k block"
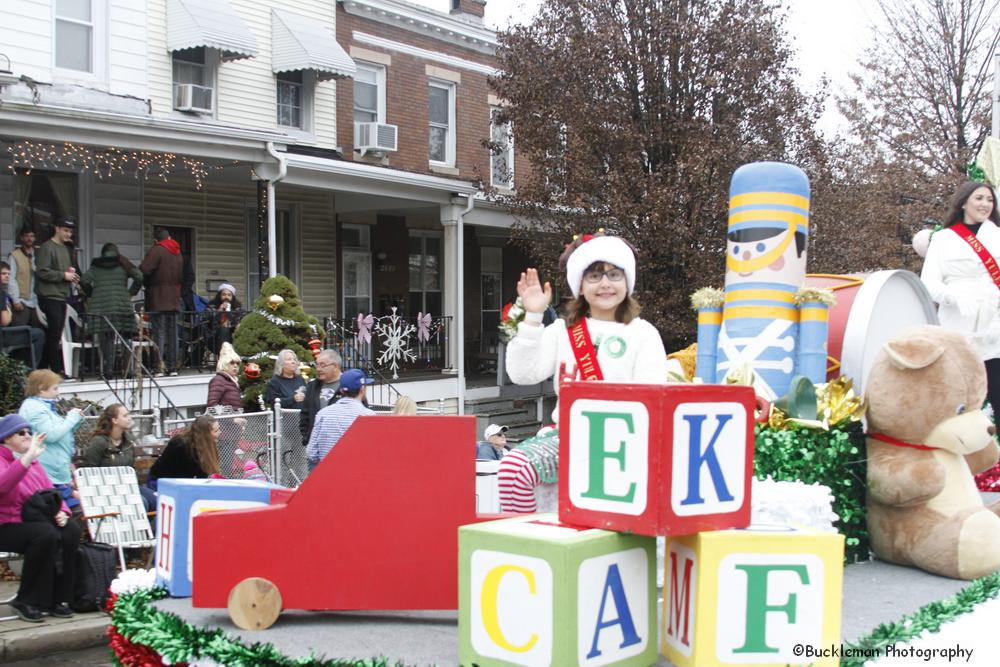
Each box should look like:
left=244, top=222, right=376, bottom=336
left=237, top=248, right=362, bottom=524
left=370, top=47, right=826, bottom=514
left=559, top=381, right=756, bottom=537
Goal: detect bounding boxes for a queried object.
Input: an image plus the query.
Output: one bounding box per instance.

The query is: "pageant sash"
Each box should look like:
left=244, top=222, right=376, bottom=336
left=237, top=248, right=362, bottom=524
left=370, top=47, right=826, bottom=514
left=952, top=223, right=1000, bottom=291
left=567, top=319, right=604, bottom=381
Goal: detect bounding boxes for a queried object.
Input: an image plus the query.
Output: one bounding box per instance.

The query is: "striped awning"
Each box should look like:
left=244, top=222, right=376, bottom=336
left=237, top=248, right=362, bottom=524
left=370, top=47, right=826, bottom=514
left=167, top=0, right=259, bottom=61
left=271, top=9, right=356, bottom=80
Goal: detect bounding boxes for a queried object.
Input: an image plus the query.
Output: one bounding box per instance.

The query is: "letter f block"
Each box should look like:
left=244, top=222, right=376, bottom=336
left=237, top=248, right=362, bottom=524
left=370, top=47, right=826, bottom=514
left=459, top=513, right=657, bottom=667
left=661, top=526, right=844, bottom=667
left=559, top=381, right=755, bottom=536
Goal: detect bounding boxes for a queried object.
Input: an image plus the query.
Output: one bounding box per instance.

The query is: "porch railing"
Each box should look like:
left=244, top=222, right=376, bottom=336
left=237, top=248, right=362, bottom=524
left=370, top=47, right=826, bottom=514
left=323, top=312, right=452, bottom=377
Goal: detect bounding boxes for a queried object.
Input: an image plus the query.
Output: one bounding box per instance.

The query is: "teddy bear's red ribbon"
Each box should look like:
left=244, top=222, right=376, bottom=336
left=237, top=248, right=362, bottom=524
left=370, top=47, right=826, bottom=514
left=867, top=432, right=939, bottom=451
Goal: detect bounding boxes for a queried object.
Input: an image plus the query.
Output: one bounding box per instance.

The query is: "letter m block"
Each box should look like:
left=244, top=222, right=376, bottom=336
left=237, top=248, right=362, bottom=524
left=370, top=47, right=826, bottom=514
left=661, top=527, right=844, bottom=667
left=559, top=381, right=756, bottom=536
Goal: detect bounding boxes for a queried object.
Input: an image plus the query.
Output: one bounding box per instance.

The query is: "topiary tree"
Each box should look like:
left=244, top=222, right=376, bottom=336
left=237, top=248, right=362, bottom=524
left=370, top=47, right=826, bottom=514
left=232, top=276, right=321, bottom=410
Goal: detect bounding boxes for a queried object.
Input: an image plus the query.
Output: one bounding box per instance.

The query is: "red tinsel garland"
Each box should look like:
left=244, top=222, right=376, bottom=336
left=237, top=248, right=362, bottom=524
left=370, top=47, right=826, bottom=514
left=976, top=460, right=1000, bottom=492
left=107, top=626, right=170, bottom=667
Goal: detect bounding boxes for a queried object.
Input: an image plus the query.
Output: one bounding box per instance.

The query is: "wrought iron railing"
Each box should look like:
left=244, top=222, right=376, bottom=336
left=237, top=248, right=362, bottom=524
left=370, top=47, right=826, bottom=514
left=323, top=310, right=452, bottom=378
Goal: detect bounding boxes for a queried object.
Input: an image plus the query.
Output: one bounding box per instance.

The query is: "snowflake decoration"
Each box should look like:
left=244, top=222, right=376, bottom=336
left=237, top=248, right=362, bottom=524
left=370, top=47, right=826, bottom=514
left=376, top=307, right=417, bottom=379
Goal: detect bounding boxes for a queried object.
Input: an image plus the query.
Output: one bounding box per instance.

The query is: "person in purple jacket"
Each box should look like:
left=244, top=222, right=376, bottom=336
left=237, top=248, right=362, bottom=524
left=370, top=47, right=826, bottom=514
left=0, top=414, right=81, bottom=622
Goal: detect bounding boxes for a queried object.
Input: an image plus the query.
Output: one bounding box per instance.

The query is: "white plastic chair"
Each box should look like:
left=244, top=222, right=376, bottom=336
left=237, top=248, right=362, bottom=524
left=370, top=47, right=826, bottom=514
left=61, top=304, right=99, bottom=378
left=74, top=466, right=155, bottom=570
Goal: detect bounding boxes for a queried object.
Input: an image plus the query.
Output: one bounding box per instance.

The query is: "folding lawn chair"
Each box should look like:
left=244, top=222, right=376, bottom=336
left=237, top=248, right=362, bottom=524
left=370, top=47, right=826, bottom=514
left=74, top=466, right=155, bottom=570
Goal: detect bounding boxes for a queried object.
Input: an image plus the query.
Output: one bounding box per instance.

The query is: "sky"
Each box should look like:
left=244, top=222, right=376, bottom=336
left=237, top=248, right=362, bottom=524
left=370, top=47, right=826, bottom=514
left=408, top=0, right=883, bottom=136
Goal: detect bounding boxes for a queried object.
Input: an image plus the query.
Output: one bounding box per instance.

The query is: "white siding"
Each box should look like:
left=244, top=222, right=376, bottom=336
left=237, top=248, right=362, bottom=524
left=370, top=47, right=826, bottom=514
left=108, top=0, right=149, bottom=99
left=147, top=0, right=174, bottom=115
left=0, top=154, right=14, bottom=257
left=0, top=0, right=54, bottom=83
left=92, top=177, right=144, bottom=265
left=146, top=0, right=337, bottom=149
left=282, top=185, right=337, bottom=315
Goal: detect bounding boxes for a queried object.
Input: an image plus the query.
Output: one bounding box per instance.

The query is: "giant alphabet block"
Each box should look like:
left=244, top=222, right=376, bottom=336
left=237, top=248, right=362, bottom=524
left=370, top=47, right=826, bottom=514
left=155, top=478, right=277, bottom=597
left=661, top=526, right=844, bottom=667
left=459, top=513, right=657, bottom=667
left=559, top=381, right=755, bottom=536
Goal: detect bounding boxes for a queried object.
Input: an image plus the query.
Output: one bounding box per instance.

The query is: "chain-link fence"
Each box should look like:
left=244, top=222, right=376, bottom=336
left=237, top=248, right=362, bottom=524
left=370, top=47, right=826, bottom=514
left=274, top=407, right=307, bottom=487
left=162, top=411, right=274, bottom=481
left=74, top=412, right=159, bottom=460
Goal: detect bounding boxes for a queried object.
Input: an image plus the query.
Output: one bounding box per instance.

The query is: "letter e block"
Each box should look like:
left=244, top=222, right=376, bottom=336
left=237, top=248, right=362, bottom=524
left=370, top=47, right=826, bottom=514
left=459, top=513, right=657, bottom=667
left=154, top=478, right=276, bottom=597
left=559, top=381, right=755, bottom=536
left=661, top=526, right=844, bottom=667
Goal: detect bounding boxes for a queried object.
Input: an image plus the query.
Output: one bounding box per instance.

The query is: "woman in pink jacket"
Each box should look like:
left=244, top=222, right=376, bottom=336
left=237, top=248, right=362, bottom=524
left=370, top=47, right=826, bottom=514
left=0, top=414, right=81, bottom=622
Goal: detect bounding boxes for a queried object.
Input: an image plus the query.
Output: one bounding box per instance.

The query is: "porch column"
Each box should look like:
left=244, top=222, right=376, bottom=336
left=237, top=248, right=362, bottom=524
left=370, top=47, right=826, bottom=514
left=440, top=202, right=461, bottom=372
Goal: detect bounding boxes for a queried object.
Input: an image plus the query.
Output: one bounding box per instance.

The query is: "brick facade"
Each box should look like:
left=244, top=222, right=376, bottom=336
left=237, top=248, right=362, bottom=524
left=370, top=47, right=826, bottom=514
left=335, top=2, right=529, bottom=190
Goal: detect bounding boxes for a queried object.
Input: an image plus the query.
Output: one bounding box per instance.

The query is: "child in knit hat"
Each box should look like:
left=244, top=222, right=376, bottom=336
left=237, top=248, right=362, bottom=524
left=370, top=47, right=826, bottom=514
left=500, top=232, right=668, bottom=513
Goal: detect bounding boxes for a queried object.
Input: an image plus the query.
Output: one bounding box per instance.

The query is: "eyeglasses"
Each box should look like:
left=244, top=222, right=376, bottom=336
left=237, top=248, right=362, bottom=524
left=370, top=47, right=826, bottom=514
left=583, top=268, right=626, bottom=284
left=316, top=362, right=338, bottom=369
left=16, top=429, right=32, bottom=437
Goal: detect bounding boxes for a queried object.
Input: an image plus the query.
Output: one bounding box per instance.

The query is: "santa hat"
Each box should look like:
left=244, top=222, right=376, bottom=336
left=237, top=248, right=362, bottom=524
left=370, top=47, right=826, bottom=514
left=565, top=235, right=637, bottom=298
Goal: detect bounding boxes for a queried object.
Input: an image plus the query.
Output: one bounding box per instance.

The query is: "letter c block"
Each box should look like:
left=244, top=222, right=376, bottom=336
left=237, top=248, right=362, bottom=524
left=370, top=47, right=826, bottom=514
left=661, top=526, right=844, bottom=667
left=460, top=514, right=657, bottom=667
left=560, top=381, right=756, bottom=536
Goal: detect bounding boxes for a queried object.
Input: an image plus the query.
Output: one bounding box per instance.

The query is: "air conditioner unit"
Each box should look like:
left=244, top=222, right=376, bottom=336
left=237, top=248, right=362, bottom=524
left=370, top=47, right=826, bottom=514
left=174, top=83, right=213, bottom=113
left=354, top=122, right=398, bottom=155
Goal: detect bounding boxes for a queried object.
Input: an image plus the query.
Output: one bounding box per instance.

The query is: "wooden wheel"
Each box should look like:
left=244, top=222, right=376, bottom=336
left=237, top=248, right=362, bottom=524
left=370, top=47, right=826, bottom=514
left=227, top=577, right=282, bottom=630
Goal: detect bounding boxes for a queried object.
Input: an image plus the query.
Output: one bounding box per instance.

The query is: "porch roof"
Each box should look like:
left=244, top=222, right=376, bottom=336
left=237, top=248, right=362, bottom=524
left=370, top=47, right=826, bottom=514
left=0, top=96, right=293, bottom=163
left=271, top=9, right=356, bottom=81
left=167, top=0, right=259, bottom=61
left=283, top=152, right=479, bottom=204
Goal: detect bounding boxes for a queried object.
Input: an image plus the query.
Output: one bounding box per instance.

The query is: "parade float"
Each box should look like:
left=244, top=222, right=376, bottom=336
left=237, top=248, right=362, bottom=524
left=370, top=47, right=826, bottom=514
left=106, top=161, right=1000, bottom=667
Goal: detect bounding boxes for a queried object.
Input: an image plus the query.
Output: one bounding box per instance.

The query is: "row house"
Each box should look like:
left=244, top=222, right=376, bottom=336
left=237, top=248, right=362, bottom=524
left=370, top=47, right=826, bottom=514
left=0, top=0, right=540, bottom=412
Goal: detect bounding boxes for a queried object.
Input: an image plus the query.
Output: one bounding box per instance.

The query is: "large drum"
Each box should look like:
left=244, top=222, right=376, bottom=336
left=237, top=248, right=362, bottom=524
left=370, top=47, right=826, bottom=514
left=805, top=271, right=938, bottom=394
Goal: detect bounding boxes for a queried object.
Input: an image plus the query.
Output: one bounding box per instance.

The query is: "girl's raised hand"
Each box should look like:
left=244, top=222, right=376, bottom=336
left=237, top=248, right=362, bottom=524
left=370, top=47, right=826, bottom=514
left=517, top=268, right=552, bottom=314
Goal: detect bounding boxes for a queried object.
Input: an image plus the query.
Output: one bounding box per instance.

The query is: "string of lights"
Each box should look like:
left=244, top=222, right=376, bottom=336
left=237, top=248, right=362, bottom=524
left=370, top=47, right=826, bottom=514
left=5, top=140, right=235, bottom=190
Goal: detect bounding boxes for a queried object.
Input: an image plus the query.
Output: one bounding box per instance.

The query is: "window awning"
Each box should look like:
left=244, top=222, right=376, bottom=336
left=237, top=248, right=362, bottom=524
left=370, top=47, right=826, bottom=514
left=167, top=0, right=259, bottom=62
left=271, top=9, right=356, bottom=81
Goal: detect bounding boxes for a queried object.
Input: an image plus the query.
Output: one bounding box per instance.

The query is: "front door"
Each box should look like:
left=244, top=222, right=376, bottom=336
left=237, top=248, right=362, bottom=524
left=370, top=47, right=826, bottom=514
left=342, top=249, right=372, bottom=318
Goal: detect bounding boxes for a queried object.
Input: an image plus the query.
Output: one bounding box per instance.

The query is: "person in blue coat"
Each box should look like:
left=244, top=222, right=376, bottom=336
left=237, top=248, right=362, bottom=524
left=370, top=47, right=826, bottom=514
left=18, top=369, right=84, bottom=511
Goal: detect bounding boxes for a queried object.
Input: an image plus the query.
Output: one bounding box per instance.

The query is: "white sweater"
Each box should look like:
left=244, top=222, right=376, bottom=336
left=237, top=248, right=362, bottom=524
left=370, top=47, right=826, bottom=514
left=921, top=220, right=1000, bottom=360
left=505, top=316, right=669, bottom=422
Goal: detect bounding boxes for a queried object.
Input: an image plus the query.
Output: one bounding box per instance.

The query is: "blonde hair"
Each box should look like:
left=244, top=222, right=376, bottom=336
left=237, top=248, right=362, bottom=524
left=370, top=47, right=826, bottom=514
left=392, top=395, right=418, bottom=415
left=216, top=342, right=241, bottom=373
left=25, top=369, right=61, bottom=397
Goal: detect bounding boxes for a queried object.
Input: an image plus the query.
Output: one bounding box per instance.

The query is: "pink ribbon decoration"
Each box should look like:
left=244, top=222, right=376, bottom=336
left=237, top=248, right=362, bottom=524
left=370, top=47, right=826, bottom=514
left=357, top=313, right=374, bottom=345
left=417, top=312, right=432, bottom=343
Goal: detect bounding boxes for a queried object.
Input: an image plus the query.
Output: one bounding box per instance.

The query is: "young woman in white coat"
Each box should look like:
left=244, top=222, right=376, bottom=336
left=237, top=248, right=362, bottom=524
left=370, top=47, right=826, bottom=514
left=921, top=180, right=1000, bottom=415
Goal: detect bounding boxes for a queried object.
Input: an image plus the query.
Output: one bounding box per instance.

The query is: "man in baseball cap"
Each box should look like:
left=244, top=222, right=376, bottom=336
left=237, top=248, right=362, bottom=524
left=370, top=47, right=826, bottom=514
left=305, top=368, right=375, bottom=474
left=476, top=423, right=509, bottom=460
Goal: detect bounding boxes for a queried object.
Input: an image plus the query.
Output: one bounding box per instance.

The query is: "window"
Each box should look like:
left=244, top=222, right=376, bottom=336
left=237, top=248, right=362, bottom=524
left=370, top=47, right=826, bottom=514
left=480, top=246, right=503, bottom=351
left=342, top=224, right=372, bottom=318
left=173, top=47, right=208, bottom=86
left=55, top=0, right=94, bottom=72
left=408, top=232, right=442, bottom=316
left=490, top=107, right=514, bottom=189
left=428, top=80, right=456, bottom=165
left=277, top=71, right=303, bottom=129
left=353, top=62, right=385, bottom=124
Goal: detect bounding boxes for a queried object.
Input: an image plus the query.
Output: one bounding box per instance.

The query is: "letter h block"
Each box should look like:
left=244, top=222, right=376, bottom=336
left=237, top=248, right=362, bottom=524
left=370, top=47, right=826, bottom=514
left=559, top=381, right=756, bottom=537
left=155, top=478, right=276, bottom=597
left=662, top=526, right=844, bottom=667
left=459, top=513, right=657, bottom=667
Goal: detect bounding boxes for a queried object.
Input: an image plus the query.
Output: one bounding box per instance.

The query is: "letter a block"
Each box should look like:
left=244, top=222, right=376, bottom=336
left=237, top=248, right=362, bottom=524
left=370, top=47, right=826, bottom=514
left=459, top=513, right=657, bottom=667
left=661, top=526, right=844, bottom=667
left=155, top=478, right=276, bottom=597
left=559, top=381, right=755, bottom=536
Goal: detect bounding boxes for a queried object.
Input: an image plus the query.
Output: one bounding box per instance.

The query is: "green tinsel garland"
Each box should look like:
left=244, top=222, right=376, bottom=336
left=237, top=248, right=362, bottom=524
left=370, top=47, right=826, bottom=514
left=754, top=420, right=869, bottom=563
left=842, top=572, right=1000, bottom=667
left=110, top=587, right=400, bottom=667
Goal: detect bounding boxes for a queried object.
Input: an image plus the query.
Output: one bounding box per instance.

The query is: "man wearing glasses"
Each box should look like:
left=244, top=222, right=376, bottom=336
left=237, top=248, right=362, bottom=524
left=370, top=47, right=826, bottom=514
left=299, top=349, right=343, bottom=444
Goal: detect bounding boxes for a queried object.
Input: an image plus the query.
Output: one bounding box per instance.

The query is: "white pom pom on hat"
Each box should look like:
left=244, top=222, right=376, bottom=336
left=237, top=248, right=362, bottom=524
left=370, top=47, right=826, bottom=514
left=565, top=235, right=637, bottom=298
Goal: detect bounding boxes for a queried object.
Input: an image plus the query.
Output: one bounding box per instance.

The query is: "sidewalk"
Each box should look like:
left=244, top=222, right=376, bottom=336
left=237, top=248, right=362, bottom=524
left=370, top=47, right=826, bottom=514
left=0, top=580, right=110, bottom=663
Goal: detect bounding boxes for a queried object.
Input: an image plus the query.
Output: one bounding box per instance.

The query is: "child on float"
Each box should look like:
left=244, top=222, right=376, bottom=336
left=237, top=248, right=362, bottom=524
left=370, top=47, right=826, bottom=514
left=500, top=232, right=668, bottom=512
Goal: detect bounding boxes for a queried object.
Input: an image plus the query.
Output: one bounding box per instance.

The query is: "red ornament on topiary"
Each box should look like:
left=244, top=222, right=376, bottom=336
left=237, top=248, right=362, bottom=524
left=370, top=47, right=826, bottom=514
left=244, top=362, right=261, bottom=380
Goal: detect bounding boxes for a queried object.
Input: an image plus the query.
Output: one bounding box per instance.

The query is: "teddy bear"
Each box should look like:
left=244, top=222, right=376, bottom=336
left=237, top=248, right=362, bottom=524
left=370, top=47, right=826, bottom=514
left=864, top=325, right=1000, bottom=580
